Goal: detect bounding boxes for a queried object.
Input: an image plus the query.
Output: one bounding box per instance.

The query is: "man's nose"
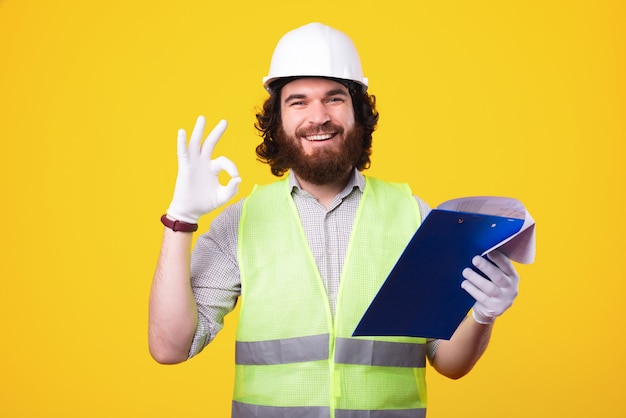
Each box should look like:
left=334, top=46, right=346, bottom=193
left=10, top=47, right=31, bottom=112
left=307, top=101, right=331, bottom=125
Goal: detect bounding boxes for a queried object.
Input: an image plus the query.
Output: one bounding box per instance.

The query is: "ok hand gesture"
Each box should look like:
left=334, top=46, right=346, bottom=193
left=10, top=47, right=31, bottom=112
left=166, top=116, right=241, bottom=223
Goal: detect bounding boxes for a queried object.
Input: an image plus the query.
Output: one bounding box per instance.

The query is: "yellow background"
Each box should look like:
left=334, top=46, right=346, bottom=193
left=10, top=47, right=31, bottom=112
left=1, top=0, right=624, bottom=416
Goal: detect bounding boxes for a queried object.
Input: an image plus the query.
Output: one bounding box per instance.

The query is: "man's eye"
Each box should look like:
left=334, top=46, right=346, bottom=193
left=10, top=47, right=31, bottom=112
left=328, top=97, right=344, bottom=103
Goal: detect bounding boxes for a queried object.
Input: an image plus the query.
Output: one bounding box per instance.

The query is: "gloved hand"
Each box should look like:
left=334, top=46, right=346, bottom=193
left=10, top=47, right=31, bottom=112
left=461, top=250, right=520, bottom=325
left=166, top=116, right=241, bottom=223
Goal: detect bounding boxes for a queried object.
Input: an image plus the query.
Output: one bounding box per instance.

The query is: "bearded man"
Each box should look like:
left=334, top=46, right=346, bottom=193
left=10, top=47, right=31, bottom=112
left=149, top=22, right=520, bottom=418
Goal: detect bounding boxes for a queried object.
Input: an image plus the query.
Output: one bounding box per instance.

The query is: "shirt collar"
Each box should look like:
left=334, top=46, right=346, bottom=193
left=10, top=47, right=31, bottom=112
left=288, top=168, right=365, bottom=197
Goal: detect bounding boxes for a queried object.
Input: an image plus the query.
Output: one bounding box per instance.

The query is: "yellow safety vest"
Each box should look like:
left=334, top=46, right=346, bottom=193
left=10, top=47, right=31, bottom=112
left=235, top=176, right=427, bottom=418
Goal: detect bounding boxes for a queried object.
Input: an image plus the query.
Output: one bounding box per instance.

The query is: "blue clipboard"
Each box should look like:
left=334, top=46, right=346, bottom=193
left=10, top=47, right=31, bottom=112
left=352, top=209, right=524, bottom=340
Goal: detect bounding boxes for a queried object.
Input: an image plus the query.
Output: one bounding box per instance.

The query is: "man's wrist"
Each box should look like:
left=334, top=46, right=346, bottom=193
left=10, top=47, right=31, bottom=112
left=471, top=309, right=496, bottom=325
left=160, top=214, right=198, bottom=232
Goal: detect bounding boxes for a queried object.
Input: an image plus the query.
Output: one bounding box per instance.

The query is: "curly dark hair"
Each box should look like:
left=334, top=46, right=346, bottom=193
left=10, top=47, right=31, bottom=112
left=254, top=77, right=379, bottom=177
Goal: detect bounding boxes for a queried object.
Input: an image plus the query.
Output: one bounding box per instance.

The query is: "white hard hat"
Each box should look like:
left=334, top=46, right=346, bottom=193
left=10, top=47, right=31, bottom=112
left=263, top=22, right=368, bottom=91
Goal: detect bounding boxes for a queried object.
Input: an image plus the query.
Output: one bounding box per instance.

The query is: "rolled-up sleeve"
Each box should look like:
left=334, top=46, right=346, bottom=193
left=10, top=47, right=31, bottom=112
left=188, top=201, right=243, bottom=358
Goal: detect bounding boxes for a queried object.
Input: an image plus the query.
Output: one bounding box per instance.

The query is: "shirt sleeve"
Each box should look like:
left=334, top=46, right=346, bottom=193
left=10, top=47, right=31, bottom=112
left=188, top=200, right=244, bottom=358
left=415, top=195, right=431, bottom=221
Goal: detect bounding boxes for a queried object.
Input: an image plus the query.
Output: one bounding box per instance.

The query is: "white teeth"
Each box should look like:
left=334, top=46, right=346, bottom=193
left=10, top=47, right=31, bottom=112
left=305, top=134, right=333, bottom=141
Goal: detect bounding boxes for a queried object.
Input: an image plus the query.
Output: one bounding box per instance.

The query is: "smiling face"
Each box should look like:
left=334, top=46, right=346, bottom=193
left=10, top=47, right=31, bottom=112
left=281, top=77, right=356, bottom=152
left=276, top=77, right=364, bottom=185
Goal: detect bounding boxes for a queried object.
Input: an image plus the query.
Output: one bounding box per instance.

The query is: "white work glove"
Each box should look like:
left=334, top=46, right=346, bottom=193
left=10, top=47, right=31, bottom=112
left=166, top=116, right=241, bottom=223
left=461, top=250, right=520, bottom=325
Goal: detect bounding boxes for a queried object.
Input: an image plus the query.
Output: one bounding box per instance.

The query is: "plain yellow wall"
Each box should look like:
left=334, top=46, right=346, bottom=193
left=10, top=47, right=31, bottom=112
left=1, top=0, right=624, bottom=416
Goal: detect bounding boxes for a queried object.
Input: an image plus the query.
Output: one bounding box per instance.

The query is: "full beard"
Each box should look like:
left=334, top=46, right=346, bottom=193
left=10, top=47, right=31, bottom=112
left=275, top=122, right=366, bottom=185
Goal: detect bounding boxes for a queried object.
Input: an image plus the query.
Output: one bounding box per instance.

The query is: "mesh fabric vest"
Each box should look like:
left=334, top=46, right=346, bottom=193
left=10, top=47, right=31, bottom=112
left=234, top=176, right=427, bottom=418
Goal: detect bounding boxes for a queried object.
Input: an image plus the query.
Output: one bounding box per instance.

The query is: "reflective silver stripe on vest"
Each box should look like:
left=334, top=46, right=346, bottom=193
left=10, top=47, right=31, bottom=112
left=235, top=334, right=329, bottom=365
left=335, top=338, right=426, bottom=368
left=336, top=409, right=426, bottom=418
left=236, top=335, right=425, bottom=367
left=232, top=402, right=425, bottom=418
left=232, top=401, right=329, bottom=418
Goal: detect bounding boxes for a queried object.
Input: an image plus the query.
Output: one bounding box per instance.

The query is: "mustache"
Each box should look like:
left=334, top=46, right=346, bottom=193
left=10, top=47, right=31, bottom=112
left=295, top=122, right=344, bottom=137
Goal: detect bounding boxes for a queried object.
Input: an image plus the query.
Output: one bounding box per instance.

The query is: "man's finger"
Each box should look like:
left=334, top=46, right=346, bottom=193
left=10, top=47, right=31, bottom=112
left=487, top=250, right=517, bottom=278
left=463, top=267, right=499, bottom=297
left=472, top=255, right=509, bottom=288
left=217, top=177, right=242, bottom=204
left=211, top=155, right=240, bottom=179
left=176, top=129, right=188, bottom=159
left=201, top=119, right=228, bottom=158
left=188, top=115, right=207, bottom=154
left=461, top=280, right=489, bottom=305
